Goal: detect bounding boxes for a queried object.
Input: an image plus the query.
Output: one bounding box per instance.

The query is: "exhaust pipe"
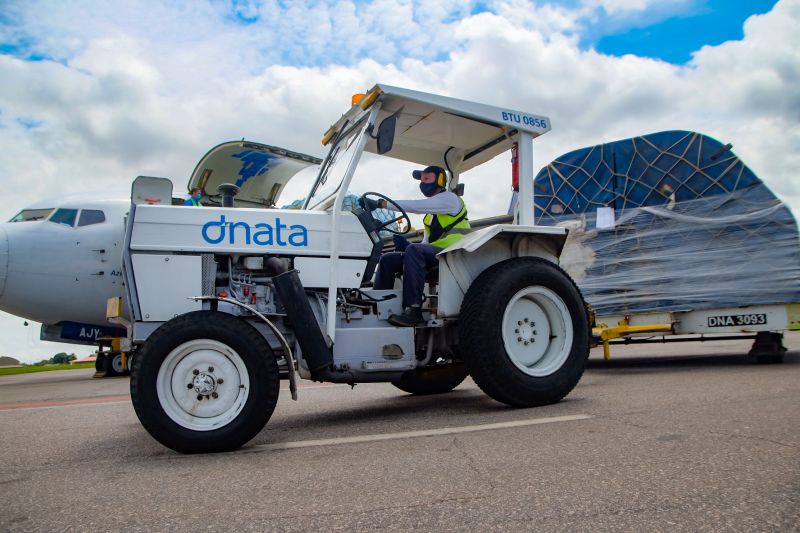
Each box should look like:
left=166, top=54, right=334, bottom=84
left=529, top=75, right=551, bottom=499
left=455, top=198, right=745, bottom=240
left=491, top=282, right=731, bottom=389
left=217, top=183, right=240, bottom=208
left=273, top=270, right=333, bottom=374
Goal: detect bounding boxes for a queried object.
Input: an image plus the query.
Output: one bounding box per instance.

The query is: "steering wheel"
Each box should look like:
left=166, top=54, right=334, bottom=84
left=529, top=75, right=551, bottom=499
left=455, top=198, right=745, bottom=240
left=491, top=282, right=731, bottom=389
left=360, top=192, right=412, bottom=235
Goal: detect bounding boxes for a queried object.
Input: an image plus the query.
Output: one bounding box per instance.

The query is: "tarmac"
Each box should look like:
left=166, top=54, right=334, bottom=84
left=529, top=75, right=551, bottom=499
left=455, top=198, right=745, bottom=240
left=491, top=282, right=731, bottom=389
left=1, top=333, right=798, bottom=531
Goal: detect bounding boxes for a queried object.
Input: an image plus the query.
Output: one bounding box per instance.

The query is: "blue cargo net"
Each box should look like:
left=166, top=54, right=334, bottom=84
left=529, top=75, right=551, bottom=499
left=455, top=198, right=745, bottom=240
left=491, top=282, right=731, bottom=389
left=529, top=131, right=800, bottom=316
left=533, top=130, right=766, bottom=220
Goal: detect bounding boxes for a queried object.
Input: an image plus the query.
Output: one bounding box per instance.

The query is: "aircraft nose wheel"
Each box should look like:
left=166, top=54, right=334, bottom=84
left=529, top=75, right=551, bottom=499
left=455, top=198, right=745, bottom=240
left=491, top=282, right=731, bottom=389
left=96, top=351, right=129, bottom=377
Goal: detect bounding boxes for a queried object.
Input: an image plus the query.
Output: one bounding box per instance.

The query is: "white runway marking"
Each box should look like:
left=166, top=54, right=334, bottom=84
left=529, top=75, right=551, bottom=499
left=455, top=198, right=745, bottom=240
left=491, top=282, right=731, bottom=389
left=257, top=413, right=591, bottom=451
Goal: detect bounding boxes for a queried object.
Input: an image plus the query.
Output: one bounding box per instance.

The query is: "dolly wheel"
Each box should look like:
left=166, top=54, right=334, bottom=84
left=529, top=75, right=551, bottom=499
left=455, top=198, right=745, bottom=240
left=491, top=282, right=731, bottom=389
left=749, top=332, right=786, bottom=364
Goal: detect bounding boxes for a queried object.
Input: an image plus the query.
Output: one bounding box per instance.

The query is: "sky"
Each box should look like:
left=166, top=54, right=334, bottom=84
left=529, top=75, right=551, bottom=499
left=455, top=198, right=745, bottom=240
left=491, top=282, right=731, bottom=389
left=0, top=0, right=798, bottom=363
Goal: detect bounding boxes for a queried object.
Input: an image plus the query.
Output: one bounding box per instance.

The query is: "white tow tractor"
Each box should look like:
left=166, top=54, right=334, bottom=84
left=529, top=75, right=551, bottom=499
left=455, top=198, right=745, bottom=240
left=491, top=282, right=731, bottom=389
left=117, top=84, right=590, bottom=453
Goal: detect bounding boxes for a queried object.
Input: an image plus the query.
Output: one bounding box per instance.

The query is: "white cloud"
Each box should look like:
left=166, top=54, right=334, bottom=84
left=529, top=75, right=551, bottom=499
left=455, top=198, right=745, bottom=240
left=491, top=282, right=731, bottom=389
left=494, top=0, right=584, bottom=35
left=684, top=0, right=800, bottom=205
left=582, top=0, right=688, bottom=15
left=0, top=0, right=798, bottom=361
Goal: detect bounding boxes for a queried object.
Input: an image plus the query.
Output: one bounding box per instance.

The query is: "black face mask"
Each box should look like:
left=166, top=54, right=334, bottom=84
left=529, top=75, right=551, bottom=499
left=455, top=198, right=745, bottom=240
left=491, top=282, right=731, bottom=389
left=420, top=182, right=442, bottom=197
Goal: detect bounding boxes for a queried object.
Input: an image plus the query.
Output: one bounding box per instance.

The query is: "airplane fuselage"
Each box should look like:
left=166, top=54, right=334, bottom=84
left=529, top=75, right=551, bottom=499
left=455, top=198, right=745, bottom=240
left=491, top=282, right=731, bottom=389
left=0, top=198, right=128, bottom=327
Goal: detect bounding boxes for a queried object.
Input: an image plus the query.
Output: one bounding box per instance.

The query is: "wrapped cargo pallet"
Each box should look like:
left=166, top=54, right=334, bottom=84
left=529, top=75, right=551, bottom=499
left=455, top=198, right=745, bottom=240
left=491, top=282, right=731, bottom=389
left=529, top=130, right=800, bottom=318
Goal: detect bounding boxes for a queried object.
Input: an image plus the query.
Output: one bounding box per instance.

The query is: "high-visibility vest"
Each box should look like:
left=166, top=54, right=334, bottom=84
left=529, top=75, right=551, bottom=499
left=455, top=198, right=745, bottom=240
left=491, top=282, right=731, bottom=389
left=424, top=197, right=471, bottom=248
left=185, top=197, right=200, bottom=206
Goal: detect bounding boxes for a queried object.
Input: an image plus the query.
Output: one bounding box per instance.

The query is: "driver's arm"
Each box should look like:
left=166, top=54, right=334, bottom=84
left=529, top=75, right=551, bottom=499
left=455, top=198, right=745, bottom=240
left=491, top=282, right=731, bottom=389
left=385, top=193, right=461, bottom=216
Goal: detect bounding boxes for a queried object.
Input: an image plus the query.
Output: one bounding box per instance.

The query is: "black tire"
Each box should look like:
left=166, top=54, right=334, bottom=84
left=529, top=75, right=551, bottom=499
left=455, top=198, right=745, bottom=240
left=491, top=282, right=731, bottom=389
left=123, top=349, right=136, bottom=376
left=95, top=353, right=105, bottom=373
left=103, top=352, right=124, bottom=377
left=392, top=364, right=468, bottom=395
left=458, top=257, right=589, bottom=407
left=130, top=311, right=279, bottom=454
left=750, top=332, right=786, bottom=364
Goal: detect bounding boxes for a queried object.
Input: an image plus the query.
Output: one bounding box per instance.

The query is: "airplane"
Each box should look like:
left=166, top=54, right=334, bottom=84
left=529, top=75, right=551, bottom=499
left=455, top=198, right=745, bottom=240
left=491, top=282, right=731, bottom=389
left=0, top=140, right=322, bottom=375
left=0, top=197, right=130, bottom=373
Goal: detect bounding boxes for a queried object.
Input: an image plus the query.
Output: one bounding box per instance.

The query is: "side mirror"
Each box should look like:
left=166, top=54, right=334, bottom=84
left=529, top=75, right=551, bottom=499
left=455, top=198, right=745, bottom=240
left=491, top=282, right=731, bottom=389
left=376, top=112, right=398, bottom=155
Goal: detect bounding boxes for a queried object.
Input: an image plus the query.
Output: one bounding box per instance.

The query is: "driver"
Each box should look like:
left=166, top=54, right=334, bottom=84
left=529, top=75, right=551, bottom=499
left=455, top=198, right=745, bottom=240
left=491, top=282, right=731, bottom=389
left=365, top=166, right=470, bottom=327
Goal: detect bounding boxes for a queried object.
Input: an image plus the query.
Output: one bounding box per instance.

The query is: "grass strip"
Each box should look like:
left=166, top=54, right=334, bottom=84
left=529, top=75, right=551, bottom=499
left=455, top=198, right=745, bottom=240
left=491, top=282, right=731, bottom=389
left=0, top=362, right=95, bottom=376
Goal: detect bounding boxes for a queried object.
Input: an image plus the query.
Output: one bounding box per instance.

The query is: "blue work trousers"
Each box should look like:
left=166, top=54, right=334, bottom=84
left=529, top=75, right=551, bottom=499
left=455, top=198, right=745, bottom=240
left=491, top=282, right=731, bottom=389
left=374, top=243, right=442, bottom=308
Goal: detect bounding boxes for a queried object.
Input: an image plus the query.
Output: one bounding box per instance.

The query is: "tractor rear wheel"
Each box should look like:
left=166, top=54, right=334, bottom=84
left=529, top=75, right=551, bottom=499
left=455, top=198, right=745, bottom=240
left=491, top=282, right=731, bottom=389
left=459, top=257, right=589, bottom=407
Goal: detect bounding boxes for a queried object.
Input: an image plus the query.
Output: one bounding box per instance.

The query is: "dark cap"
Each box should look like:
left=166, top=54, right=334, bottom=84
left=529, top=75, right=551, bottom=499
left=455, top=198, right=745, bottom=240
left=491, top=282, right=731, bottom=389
left=412, top=165, right=445, bottom=180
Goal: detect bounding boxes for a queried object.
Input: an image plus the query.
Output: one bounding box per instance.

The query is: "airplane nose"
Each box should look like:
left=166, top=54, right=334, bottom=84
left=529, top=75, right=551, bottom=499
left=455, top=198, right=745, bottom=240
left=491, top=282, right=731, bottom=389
left=0, top=226, right=7, bottom=299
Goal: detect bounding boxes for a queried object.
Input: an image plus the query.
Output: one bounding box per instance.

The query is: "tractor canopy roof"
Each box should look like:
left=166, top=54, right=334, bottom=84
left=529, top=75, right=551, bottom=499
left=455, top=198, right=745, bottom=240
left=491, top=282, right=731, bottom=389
left=322, top=84, right=551, bottom=175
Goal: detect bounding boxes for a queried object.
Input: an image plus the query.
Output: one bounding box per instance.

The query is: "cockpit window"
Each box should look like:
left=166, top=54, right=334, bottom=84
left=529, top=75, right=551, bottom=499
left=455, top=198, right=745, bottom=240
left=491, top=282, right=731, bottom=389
left=48, top=208, right=78, bottom=227
left=77, top=209, right=106, bottom=227
left=9, top=208, right=54, bottom=222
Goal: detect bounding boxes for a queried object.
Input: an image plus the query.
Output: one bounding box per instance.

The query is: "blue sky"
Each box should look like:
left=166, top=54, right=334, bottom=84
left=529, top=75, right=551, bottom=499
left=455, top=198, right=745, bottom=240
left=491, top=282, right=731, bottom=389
left=593, top=0, right=780, bottom=63
left=0, top=1, right=783, bottom=67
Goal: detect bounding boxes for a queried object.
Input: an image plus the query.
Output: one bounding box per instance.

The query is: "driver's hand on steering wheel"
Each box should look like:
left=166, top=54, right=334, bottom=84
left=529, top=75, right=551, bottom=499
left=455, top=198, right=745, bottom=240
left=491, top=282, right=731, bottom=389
left=358, top=196, right=388, bottom=210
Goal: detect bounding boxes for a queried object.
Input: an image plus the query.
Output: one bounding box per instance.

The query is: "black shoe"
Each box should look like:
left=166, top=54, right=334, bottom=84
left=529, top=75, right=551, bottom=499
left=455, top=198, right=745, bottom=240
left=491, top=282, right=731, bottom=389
left=388, top=307, right=425, bottom=327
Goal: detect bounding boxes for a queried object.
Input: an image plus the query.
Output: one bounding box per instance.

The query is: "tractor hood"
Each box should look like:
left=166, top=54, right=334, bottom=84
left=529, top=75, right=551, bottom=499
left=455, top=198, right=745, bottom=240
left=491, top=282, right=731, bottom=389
left=187, top=140, right=322, bottom=208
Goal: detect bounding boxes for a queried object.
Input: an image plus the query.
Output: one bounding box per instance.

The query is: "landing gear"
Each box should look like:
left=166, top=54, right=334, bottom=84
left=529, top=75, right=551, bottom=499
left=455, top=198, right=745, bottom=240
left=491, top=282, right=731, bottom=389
left=749, top=332, right=786, bottom=364
left=103, top=352, right=127, bottom=376
left=94, top=350, right=129, bottom=377
left=95, top=353, right=105, bottom=375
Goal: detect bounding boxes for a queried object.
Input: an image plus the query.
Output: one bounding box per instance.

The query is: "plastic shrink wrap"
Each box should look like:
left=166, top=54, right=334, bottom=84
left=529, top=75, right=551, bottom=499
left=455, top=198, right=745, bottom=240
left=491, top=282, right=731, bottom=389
left=529, top=131, right=800, bottom=317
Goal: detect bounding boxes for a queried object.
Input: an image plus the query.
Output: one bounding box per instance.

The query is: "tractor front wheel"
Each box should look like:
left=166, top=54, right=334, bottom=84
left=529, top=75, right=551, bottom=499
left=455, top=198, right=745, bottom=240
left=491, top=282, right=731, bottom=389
left=130, top=311, right=279, bottom=453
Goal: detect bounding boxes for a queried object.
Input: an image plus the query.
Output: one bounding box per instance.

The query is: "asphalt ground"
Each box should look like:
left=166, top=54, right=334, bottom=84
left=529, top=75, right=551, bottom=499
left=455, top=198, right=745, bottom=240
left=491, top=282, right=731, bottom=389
left=1, top=333, right=798, bottom=531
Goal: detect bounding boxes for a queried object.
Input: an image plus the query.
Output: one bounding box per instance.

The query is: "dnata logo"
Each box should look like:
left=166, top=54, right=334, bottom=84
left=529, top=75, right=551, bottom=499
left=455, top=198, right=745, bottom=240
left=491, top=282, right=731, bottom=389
left=202, top=215, right=308, bottom=247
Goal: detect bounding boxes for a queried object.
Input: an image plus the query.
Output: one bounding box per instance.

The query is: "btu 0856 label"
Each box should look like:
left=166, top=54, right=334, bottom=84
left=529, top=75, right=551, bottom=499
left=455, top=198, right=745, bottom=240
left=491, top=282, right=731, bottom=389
left=501, top=112, right=548, bottom=129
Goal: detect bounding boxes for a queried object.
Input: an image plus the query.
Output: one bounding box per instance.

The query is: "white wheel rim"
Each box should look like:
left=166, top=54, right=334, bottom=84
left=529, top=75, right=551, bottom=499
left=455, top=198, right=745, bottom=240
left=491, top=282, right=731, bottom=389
left=501, top=286, right=573, bottom=377
left=156, top=340, right=250, bottom=431
left=111, top=354, right=124, bottom=374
